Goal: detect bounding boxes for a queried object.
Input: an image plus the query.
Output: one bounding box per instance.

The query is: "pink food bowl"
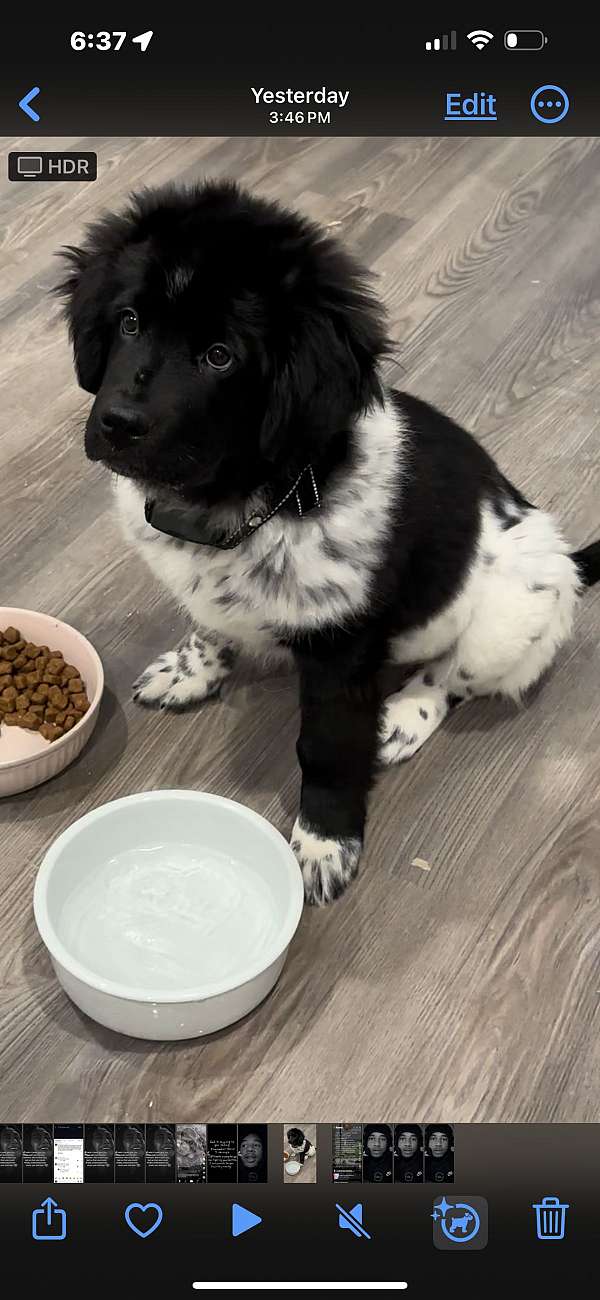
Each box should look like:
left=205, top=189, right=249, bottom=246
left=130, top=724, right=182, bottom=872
left=0, top=607, right=104, bottom=797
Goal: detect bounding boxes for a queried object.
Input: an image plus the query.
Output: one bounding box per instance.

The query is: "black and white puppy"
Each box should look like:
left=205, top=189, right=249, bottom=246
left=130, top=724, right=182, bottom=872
left=57, top=181, right=600, bottom=905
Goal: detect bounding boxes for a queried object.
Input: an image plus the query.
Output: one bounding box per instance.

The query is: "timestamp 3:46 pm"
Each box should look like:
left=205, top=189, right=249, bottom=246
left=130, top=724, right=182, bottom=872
left=268, top=111, right=332, bottom=125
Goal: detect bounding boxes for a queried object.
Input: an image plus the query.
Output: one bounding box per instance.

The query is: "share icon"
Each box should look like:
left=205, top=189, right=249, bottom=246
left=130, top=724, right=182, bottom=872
left=336, top=1202, right=371, bottom=1239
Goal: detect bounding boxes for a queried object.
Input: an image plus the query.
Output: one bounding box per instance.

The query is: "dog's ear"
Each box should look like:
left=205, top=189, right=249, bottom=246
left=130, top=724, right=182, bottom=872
left=55, top=243, right=115, bottom=394
left=260, top=247, right=390, bottom=468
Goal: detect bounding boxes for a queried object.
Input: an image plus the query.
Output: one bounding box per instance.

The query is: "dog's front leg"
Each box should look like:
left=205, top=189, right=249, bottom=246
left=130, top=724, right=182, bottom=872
left=132, top=627, right=237, bottom=711
left=290, top=643, right=383, bottom=905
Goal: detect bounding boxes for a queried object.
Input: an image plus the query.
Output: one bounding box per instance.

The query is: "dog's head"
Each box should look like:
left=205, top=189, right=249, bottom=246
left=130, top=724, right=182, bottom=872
left=57, top=181, right=389, bottom=503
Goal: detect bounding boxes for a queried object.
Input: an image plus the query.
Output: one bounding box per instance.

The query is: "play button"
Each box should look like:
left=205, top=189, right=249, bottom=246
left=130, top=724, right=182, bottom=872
left=231, top=1203, right=262, bottom=1237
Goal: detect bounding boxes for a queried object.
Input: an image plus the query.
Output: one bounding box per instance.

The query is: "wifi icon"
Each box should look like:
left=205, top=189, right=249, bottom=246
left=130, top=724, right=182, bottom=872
left=467, top=29, right=494, bottom=50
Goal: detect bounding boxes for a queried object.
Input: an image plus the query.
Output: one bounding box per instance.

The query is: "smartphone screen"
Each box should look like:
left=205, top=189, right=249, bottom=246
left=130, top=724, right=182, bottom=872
left=0, top=1124, right=23, bottom=1182
left=206, top=1124, right=238, bottom=1182
left=53, top=1125, right=84, bottom=1184
left=145, top=1124, right=177, bottom=1183
left=175, top=1124, right=206, bottom=1183
left=84, top=1125, right=115, bottom=1183
left=0, top=14, right=598, bottom=1293
left=332, top=1124, right=363, bottom=1182
left=114, top=1124, right=146, bottom=1184
left=22, top=1125, right=53, bottom=1184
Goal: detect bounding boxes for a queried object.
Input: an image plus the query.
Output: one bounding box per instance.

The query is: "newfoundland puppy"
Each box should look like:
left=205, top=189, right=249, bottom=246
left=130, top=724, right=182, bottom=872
left=57, top=180, right=600, bottom=905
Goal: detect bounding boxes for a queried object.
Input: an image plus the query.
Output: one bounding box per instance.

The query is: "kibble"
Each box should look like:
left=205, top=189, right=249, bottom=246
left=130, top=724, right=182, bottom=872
left=0, top=626, right=90, bottom=743
left=48, top=687, right=68, bottom=708
left=39, top=722, right=64, bottom=742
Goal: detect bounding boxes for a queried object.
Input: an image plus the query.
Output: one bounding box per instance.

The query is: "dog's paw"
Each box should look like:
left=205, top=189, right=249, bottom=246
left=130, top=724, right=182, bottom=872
left=290, top=817, right=362, bottom=906
left=378, top=685, right=447, bottom=765
left=133, top=643, right=228, bottom=712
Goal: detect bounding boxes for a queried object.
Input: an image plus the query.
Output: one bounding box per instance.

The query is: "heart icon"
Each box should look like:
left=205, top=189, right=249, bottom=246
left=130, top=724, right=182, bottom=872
left=124, top=1202, right=163, bottom=1238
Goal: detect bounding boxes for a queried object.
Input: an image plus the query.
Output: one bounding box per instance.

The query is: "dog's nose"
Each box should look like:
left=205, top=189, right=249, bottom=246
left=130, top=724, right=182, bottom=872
left=99, top=405, right=148, bottom=442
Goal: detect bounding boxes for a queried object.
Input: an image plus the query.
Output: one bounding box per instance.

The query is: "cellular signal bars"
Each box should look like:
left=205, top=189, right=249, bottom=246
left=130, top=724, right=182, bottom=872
left=425, top=32, right=457, bottom=52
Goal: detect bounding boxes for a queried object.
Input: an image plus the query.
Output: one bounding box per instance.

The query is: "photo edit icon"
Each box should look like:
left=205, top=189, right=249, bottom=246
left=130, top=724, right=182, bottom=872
left=17, top=155, right=43, bottom=178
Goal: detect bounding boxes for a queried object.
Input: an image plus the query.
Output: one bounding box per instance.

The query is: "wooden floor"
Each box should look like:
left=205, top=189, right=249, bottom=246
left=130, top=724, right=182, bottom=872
left=1, top=135, right=599, bottom=1124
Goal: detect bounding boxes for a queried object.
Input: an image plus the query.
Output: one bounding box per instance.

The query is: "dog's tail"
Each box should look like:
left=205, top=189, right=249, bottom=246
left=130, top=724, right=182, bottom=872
left=572, top=540, right=600, bottom=587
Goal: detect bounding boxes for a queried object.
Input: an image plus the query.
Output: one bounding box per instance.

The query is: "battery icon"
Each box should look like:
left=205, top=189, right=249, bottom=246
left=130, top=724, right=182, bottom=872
left=505, top=30, right=547, bottom=51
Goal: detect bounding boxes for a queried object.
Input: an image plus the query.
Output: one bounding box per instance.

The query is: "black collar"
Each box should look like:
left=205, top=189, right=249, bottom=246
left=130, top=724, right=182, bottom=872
left=144, top=463, right=321, bottom=550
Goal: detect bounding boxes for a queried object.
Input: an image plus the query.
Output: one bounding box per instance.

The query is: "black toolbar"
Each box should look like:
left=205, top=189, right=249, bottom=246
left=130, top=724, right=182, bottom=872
left=0, top=18, right=595, bottom=135
left=0, top=1125, right=596, bottom=1291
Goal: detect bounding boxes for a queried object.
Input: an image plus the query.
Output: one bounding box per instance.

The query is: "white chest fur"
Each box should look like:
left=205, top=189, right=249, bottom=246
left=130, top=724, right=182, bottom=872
left=114, top=398, right=402, bottom=654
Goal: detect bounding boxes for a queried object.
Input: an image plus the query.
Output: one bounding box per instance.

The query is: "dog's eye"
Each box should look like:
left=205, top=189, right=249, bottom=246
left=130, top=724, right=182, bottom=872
left=120, top=309, right=139, bottom=336
left=204, top=343, right=233, bottom=372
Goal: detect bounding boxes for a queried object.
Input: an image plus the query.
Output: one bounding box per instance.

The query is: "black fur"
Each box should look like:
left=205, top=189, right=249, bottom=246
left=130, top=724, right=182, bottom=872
left=56, top=180, right=599, bottom=901
left=56, top=180, right=390, bottom=504
left=573, top=540, right=600, bottom=587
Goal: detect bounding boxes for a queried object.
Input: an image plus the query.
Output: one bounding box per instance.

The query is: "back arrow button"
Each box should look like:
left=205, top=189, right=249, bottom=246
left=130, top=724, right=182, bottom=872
left=19, top=87, right=41, bottom=122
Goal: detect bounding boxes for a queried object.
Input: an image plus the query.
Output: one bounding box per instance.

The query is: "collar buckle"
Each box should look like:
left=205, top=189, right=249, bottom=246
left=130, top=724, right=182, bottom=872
left=145, top=462, right=320, bottom=550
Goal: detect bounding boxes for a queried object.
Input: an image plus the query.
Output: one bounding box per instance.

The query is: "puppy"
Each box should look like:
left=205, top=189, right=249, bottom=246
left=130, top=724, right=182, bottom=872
left=57, top=180, right=600, bottom=905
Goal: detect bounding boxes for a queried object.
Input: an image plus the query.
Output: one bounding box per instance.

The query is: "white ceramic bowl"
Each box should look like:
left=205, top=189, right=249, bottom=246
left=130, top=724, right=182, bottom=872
left=0, top=607, right=104, bottom=796
left=34, top=789, right=304, bottom=1040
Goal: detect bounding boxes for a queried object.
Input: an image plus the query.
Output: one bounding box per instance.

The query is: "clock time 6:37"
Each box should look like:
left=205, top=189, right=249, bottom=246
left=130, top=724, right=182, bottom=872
left=70, top=31, right=154, bottom=51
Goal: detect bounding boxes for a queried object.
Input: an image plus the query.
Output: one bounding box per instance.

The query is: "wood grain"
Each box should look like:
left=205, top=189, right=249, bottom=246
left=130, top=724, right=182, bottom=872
left=0, top=135, right=598, bottom=1122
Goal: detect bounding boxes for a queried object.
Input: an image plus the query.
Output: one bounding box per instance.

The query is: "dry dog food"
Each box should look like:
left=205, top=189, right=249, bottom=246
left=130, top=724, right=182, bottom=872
left=0, top=626, right=90, bottom=743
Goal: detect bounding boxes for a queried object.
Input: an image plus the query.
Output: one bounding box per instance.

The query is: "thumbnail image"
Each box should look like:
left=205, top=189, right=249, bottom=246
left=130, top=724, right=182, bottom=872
left=84, top=1125, right=115, bottom=1183
left=22, top=1124, right=53, bottom=1183
left=283, top=1124, right=317, bottom=1183
left=115, top=1124, right=146, bottom=1183
left=176, top=1124, right=207, bottom=1183
left=207, top=1124, right=238, bottom=1182
left=393, top=1125, right=424, bottom=1183
left=332, top=1124, right=362, bottom=1182
left=0, top=1124, right=23, bottom=1182
left=146, top=1123, right=177, bottom=1182
left=237, top=1124, right=268, bottom=1183
left=53, top=1124, right=84, bottom=1184
left=424, top=1124, right=454, bottom=1183
left=362, top=1124, right=393, bottom=1183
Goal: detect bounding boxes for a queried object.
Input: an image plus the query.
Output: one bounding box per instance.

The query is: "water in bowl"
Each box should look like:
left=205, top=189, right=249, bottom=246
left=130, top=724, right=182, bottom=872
left=59, top=841, right=280, bottom=993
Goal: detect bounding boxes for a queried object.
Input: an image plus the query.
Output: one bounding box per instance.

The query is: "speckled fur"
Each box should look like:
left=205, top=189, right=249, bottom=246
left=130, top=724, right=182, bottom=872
left=116, top=394, right=402, bottom=664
